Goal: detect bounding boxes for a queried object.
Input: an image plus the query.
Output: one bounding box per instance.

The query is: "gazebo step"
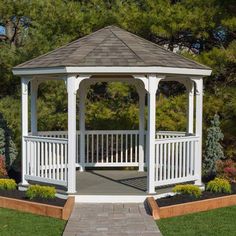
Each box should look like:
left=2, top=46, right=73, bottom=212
left=71, top=192, right=173, bottom=203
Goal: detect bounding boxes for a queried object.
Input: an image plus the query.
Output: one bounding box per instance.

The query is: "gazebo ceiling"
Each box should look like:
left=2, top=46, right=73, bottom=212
left=14, top=26, right=210, bottom=74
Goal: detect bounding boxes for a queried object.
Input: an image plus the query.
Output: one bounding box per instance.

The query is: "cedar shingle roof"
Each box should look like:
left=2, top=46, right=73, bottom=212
left=14, top=25, right=209, bottom=70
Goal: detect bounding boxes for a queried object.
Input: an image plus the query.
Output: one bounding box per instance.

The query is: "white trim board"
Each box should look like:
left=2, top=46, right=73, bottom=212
left=13, top=66, right=212, bottom=76
left=72, top=193, right=174, bottom=203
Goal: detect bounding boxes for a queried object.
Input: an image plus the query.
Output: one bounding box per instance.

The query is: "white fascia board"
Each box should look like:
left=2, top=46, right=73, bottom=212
left=66, top=66, right=212, bottom=76
left=12, top=67, right=67, bottom=75
left=12, top=66, right=212, bottom=76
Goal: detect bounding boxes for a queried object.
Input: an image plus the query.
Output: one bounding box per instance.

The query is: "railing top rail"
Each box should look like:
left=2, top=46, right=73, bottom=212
left=156, top=131, right=195, bottom=136
left=155, top=135, right=200, bottom=144
left=37, top=131, right=68, bottom=135
left=38, top=130, right=141, bottom=135
left=24, top=135, right=68, bottom=144
left=84, top=130, right=140, bottom=134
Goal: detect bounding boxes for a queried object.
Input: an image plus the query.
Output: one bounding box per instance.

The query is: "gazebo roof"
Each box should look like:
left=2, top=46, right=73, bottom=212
left=14, top=26, right=210, bottom=73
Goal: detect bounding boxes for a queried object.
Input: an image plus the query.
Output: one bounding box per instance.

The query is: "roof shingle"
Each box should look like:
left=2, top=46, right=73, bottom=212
left=14, top=25, right=209, bottom=70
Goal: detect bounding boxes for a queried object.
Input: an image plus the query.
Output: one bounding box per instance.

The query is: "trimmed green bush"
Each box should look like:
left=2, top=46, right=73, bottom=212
left=173, top=184, right=202, bottom=198
left=0, top=178, right=17, bottom=190
left=26, top=185, right=56, bottom=200
left=206, top=178, right=231, bottom=194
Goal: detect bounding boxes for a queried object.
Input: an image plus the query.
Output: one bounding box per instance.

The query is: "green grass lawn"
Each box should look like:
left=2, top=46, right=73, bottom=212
left=157, top=206, right=236, bottom=236
left=0, top=207, right=66, bottom=236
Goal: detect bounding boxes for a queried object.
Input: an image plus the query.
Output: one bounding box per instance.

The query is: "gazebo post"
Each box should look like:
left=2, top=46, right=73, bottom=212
left=137, top=86, right=145, bottom=172
left=21, top=77, right=30, bottom=186
left=187, top=80, right=194, bottom=134
left=67, top=75, right=77, bottom=193
left=30, top=80, right=38, bottom=136
left=79, top=83, right=86, bottom=172
left=193, top=78, right=203, bottom=186
left=147, top=75, right=161, bottom=194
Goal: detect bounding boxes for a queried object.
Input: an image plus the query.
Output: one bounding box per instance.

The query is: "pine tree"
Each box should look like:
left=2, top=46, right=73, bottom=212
left=0, top=114, right=17, bottom=169
left=203, top=114, right=224, bottom=177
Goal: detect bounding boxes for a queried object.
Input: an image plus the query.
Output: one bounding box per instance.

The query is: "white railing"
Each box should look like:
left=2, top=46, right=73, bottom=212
left=154, top=135, right=199, bottom=186
left=156, top=131, right=190, bottom=139
left=84, top=130, right=139, bottom=167
left=28, top=130, right=199, bottom=188
left=37, top=130, right=193, bottom=168
left=24, top=136, right=68, bottom=186
left=38, top=130, right=140, bottom=167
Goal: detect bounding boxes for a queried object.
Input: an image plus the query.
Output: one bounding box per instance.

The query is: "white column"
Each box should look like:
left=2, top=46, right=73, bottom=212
left=67, top=75, right=77, bottom=193
left=79, top=83, right=86, bottom=172
left=30, top=80, right=38, bottom=136
left=21, top=78, right=29, bottom=185
left=147, top=75, right=161, bottom=194
left=137, top=86, right=145, bottom=172
left=193, top=78, right=203, bottom=186
left=187, top=81, right=194, bottom=134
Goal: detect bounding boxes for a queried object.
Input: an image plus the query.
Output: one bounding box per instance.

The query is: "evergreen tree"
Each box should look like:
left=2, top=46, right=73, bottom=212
left=203, top=114, right=224, bottom=177
left=0, top=114, right=17, bottom=169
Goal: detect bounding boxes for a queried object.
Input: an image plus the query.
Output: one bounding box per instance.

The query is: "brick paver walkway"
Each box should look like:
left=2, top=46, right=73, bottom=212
left=63, top=203, right=162, bottom=236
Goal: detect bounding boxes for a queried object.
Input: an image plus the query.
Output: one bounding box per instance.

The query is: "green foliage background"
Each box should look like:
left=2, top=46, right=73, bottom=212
left=0, top=0, right=235, bottom=170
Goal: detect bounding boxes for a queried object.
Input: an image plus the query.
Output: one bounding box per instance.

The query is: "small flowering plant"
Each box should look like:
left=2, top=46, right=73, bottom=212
left=216, top=159, right=236, bottom=183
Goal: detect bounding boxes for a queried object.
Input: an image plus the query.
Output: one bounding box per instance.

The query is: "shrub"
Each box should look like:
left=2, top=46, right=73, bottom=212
left=0, top=155, right=7, bottom=177
left=216, top=159, right=236, bottom=182
left=0, top=179, right=17, bottom=190
left=173, top=184, right=202, bottom=198
left=206, top=178, right=231, bottom=194
left=26, top=185, right=56, bottom=200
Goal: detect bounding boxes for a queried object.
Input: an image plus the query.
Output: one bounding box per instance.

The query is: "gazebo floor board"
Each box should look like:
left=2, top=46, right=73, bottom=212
left=75, top=170, right=173, bottom=196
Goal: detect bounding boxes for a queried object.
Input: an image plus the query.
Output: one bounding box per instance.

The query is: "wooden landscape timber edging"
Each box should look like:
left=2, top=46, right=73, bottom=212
left=0, top=196, right=74, bottom=220
left=147, top=194, right=236, bottom=220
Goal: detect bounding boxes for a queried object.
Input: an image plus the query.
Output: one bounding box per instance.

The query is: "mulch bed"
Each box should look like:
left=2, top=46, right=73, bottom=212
left=157, top=183, right=236, bottom=207
left=0, top=189, right=66, bottom=207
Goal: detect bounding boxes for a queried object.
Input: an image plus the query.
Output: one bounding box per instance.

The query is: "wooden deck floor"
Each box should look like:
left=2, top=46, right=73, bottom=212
left=76, top=170, right=172, bottom=195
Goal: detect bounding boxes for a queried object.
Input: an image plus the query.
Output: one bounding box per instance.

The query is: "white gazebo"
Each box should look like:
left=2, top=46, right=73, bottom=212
left=13, top=26, right=211, bottom=197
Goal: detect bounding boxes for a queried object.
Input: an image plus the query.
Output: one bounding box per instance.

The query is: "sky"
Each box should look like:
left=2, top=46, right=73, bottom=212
left=0, top=26, right=5, bottom=34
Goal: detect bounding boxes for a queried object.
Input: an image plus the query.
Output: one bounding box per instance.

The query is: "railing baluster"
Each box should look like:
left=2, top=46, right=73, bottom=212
left=135, top=134, right=138, bottom=163
left=65, top=143, right=68, bottom=182
left=106, top=134, right=109, bottom=163
left=86, top=134, right=89, bottom=164
left=37, top=141, right=40, bottom=176
left=56, top=143, right=59, bottom=180
left=116, top=134, right=118, bottom=163
left=171, top=142, right=174, bottom=179
left=101, top=134, right=104, bottom=163
left=111, top=134, right=113, bottom=163
left=163, top=143, right=166, bottom=181
left=125, top=134, right=128, bottom=163
left=191, top=140, right=194, bottom=176
left=49, top=142, right=52, bottom=179
left=183, top=141, right=186, bottom=177
left=61, top=143, right=64, bottom=181
left=121, top=134, right=123, bottom=162
left=160, top=143, right=163, bottom=181
left=175, top=142, right=178, bottom=178
left=91, top=134, right=94, bottom=164
left=167, top=142, right=170, bottom=179
left=179, top=141, right=182, bottom=178
left=130, top=134, right=133, bottom=163
left=45, top=142, right=48, bottom=178
left=186, top=141, right=190, bottom=176
left=96, top=134, right=99, bottom=163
